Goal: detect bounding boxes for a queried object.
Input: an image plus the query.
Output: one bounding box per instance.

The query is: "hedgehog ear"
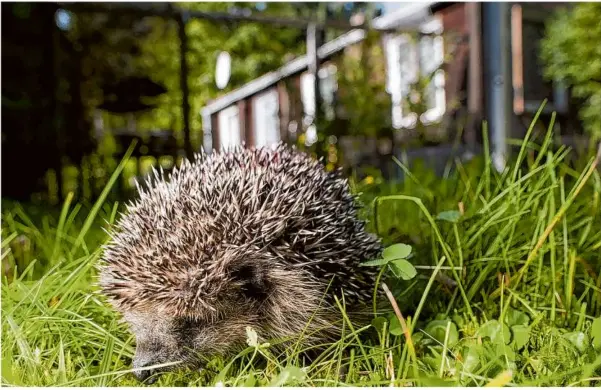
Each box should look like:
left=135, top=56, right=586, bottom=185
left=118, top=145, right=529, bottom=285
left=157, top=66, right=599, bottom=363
left=230, top=263, right=270, bottom=301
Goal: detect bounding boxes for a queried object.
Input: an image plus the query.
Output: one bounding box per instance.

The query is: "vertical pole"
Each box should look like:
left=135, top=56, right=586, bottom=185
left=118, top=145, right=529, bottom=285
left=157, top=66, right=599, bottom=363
left=501, top=2, right=513, bottom=163
left=307, top=23, right=322, bottom=129
left=177, top=10, right=193, bottom=160
left=482, top=2, right=512, bottom=172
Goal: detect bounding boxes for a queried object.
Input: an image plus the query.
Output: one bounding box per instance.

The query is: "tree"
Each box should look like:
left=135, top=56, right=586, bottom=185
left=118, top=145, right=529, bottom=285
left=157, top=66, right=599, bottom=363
left=540, top=3, right=601, bottom=140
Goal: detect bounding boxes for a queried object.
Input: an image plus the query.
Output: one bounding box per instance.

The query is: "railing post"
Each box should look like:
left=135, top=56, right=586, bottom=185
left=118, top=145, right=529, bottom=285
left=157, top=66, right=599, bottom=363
left=307, top=22, right=323, bottom=130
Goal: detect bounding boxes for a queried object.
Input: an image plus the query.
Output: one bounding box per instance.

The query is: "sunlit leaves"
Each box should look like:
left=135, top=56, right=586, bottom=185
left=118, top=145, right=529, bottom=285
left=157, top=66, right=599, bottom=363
left=361, top=243, right=417, bottom=281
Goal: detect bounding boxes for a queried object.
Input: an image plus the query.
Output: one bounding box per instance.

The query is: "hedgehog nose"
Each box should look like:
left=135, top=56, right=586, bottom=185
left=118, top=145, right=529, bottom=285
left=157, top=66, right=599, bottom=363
left=133, top=366, right=158, bottom=384
left=133, top=358, right=158, bottom=384
left=133, top=368, right=151, bottom=383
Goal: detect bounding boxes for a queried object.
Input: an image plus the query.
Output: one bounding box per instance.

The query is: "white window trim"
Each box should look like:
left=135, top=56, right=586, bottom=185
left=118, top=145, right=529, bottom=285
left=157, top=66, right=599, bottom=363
left=253, top=89, right=281, bottom=149
left=386, top=16, right=446, bottom=129
left=420, top=17, right=443, bottom=35
left=301, top=72, right=316, bottom=118
left=386, top=33, right=419, bottom=129
left=217, top=104, right=241, bottom=150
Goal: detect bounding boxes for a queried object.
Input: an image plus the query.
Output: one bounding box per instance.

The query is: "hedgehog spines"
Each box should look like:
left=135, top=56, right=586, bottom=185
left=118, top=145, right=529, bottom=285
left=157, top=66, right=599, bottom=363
left=100, top=143, right=382, bottom=321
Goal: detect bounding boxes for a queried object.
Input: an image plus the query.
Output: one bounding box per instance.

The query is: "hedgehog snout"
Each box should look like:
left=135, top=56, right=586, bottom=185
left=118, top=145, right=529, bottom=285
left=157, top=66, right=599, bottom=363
left=132, top=355, right=158, bottom=384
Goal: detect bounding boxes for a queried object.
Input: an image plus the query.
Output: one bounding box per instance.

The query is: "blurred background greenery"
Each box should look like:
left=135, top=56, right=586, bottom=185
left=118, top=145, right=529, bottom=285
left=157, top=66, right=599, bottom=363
left=1, top=2, right=599, bottom=205
left=2, top=2, right=384, bottom=205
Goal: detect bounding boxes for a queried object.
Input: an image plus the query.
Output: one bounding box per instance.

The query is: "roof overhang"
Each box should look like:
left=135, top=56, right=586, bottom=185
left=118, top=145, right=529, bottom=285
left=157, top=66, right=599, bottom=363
left=371, top=2, right=438, bottom=30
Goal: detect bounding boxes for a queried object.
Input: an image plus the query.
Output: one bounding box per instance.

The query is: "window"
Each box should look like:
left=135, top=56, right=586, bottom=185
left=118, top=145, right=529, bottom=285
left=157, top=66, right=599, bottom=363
left=387, top=35, right=419, bottom=128
left=511, top=5, right=568, bottom=115
left=300, top=64, right=338, bottom=121
left=386, top=17, right=445, bottom=129
left=253, top=89, right=280, bottom=148
left=217, top=105, right=241, bottom=150
left=301, top=72, right=316, bottom=118
left=319, top=65, right=338, bottom=120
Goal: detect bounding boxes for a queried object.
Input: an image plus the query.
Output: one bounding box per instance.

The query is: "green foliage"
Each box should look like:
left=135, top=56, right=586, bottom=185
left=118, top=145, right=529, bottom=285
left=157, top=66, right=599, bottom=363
left=478, top=320, right=511, bottom=345
left=389, top=259, right=417, bottom=281
left=333, top=29, right=393, bottom=138
left=382, top=243, right=412, bottom=260
left=3, top=122, right=601, bottom=386
left=361, top=243, right=417, bottom=281
left=423, top=319, right=459, bottom=346
left=592, top=317, right=601, bottom=351
left=66, top=3, right=309, bottom=148
left=540, top=3, right=601, bottom=139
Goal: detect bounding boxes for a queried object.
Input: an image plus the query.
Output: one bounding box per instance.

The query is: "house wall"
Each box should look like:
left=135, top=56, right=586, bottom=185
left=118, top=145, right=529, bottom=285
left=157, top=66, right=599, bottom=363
left=238, top=100, right=248, bottom=145
left=434, top=2, right=581, bottom=144
left=210, top=98, right=249, bottom=150
left=245, top=95, right=254, bottom=145
left=217, top=82, right=297, bottom=149
left=211, top=113, right=219, bottom=150
left=437, top=3, right=470, bottom=109
left=282, top=74, right=304, bottom=143
left=276, top=80, right=290, bottom=142
left=436, top=1, right=565, bottom=113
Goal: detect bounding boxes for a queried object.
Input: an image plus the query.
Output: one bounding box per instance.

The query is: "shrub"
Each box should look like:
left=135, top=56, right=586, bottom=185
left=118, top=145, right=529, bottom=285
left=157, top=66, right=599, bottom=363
left=540, top=3, right=601, bottom=140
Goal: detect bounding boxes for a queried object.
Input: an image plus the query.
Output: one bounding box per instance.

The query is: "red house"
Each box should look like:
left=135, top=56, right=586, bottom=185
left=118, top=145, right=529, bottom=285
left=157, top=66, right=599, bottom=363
left=201, top=2, right=576, bottom=171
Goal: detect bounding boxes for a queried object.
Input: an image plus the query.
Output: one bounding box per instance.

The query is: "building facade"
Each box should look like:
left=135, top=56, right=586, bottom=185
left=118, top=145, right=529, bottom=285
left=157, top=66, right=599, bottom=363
left=201, top=2, right=578, bottom=171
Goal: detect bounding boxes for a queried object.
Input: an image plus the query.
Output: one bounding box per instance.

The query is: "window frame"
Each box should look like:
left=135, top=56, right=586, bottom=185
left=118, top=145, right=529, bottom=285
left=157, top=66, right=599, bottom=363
left=510, top=4, right=568, bottom=116
left=252, top=88, right=281, bottom=148
left=300, top=63, right=339, bottom=121
left=386, top=16, right=446, bottom=129
left=217, top=104, right=241, bottom=150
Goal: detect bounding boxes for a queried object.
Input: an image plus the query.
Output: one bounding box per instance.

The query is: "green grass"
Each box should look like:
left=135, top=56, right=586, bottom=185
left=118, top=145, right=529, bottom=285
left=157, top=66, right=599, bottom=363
left=2, top=126, right=601, bottom=386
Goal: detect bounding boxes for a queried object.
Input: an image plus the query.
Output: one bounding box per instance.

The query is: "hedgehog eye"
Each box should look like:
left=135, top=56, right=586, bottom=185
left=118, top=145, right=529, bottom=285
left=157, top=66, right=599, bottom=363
left=230, top=264, right=269, bottom=301
left=172, top=317, right=193, bottom=331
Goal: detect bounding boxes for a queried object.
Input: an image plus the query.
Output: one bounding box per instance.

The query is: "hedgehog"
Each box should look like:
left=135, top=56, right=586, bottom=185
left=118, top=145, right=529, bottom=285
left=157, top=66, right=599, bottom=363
left=99, top=142, right=383, bottom=383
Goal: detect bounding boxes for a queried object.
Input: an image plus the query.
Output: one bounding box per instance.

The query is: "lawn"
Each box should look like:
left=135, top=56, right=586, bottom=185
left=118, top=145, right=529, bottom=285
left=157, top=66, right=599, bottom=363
left=2, top=125, right=601, bottom=386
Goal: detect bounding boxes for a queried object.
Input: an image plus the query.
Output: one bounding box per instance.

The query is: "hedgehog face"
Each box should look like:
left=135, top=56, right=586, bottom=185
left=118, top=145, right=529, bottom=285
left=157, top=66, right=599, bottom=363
left=125, top=312, right=188, bottom=383
left=124, top=311, right=248, bottom=383
left=118, top=264, right=328, bottom=383
left=126, top=310, right=259, bottom=383
left=118, top=258, right=307, bottom=383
